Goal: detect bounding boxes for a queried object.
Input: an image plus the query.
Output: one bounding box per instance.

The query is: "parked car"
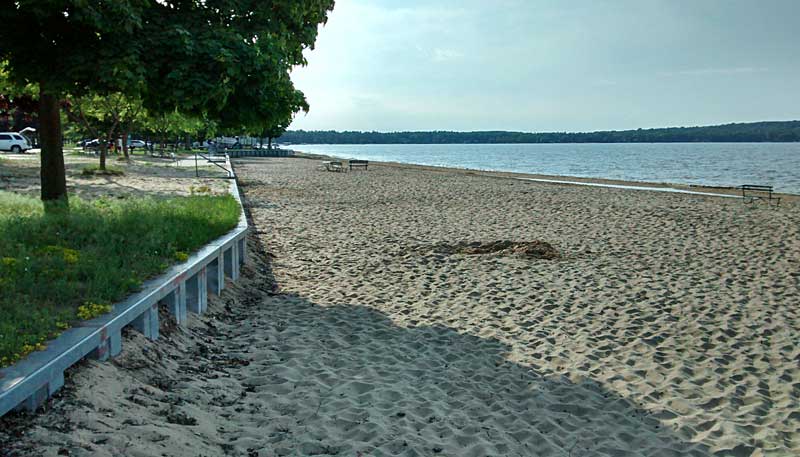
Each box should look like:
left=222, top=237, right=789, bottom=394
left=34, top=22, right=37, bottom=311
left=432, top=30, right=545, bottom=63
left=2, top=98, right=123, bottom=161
left=82, top=139, right=100, bottom=149
left=83, top=139, right=114, bottom=150
left=0, top=132, right=32, bottom=153
left=128, top=139, right=147, bottom=150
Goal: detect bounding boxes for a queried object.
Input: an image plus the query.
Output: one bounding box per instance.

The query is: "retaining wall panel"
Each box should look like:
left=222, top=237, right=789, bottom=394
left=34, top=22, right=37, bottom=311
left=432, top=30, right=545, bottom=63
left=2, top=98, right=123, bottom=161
left=208, top=256, right=224, bottom=295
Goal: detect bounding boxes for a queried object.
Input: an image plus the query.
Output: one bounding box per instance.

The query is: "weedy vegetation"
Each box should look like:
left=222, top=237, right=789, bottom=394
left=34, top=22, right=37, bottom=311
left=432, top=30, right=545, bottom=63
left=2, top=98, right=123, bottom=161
left=0, top=190, right=240, bottom=366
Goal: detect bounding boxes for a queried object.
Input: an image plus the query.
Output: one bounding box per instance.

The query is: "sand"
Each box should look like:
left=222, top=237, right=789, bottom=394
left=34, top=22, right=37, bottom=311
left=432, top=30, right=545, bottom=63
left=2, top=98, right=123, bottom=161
left=0, top=152, right=230, bottom=199
left=2, top=156, right=799, bottom=456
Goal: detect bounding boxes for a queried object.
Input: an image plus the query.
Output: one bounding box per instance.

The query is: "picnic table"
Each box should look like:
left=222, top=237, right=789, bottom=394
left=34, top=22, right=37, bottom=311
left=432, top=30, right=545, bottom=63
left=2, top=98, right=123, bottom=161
left=323, top=161, right=345, bottom=172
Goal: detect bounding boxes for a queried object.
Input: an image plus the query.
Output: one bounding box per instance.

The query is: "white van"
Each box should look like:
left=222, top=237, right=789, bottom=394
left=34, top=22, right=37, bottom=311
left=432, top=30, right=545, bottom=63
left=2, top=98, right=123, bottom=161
left=0, top=132, right=32, bottom=153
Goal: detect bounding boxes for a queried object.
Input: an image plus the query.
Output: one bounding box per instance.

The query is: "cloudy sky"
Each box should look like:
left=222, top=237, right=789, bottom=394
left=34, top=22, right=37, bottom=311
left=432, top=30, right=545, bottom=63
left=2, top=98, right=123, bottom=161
left=289, top=0, right=799, bottom=132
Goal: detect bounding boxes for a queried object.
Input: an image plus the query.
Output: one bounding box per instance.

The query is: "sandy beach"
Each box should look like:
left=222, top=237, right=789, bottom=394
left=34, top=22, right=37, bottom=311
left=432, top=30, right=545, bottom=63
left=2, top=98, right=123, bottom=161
left=0, top=152, right=230, bottom=199
left=2, top=156, right=799, bottom=456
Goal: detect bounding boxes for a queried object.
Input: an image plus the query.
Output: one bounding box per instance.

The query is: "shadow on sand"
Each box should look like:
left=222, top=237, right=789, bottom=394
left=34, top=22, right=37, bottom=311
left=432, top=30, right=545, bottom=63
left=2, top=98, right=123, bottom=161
left=227, top=223, right=716, bottom=457
left=0, top=194, right=721, bottom=457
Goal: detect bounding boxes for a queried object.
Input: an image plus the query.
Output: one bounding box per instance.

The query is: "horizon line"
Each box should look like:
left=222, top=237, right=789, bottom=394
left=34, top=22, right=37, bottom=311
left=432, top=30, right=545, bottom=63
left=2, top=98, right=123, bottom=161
left=287, top=119, right=800, bottom=135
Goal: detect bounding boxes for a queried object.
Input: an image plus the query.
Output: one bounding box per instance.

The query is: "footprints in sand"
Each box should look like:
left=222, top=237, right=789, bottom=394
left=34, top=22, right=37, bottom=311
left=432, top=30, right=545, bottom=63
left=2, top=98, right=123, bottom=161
left=237, top=158, right=799, bottom=456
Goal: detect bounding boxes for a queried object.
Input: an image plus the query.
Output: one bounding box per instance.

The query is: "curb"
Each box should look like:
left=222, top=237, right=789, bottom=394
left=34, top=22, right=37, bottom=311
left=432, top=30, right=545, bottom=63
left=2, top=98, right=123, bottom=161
left=0, top=156, right=248, bottom=417
left=226, top=148, right=293, bottom=158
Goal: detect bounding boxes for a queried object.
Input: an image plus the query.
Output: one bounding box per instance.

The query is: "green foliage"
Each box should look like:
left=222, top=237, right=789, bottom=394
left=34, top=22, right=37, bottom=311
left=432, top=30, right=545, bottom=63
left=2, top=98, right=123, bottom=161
left=0, top=1, right=147, bottom=95
left=138, top=1, right=333, bottom=131
left=280, top=121, right=800, bottom=144
left=0, top=190, right=41, bottom=218
left=0, top=60, right=40, bottom=131
left=189, top=185, right=212, bottom=195
left=76, top=302, right=113, bottom=321
left=216, top=70, right=309, bottom=137
left=0, top=191, right=241, bottom=367
left=0, top=60, right=38, bottom=97
left=142, top=110, right=206, bottom=139
left=66, top=93, right=146, bottom=139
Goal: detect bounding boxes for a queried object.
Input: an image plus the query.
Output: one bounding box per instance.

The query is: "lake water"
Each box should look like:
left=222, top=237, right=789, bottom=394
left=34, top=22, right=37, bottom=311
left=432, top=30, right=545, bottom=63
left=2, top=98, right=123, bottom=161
left=290, top=143, right=800, bottom=195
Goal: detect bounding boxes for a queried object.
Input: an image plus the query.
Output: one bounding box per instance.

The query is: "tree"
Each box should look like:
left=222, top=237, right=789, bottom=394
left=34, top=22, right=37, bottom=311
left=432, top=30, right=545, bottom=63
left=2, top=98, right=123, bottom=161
left=277, top=120, right=800, bottom=144
left=0, top=2, right=146, bottom=208
left=65, top=93, right=145, bottom=169
left=263, top=91, right=308, bottom=150
left=140, top=110, right=205, bottom=154
left=117, top=97, right=146, bottom=160
left=137, top=1, right=332, bottom=135
left=215, top=72, right=309, bottom=149
left=0, top=0, right=335, bottom=209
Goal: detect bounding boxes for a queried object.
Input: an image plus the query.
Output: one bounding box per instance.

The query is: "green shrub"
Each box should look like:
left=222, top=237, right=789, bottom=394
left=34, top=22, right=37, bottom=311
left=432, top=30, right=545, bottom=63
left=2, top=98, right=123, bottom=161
left=189, top=185, right=212, bottom=195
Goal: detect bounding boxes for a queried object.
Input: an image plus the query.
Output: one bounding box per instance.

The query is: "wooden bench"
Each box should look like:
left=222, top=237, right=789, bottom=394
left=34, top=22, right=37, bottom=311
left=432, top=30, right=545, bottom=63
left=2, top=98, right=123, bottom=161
left=323, top=161, right=344, bottom=172
left=349, top=159, right=368, bottom=171
left=739, top=184, right=780, bottom=206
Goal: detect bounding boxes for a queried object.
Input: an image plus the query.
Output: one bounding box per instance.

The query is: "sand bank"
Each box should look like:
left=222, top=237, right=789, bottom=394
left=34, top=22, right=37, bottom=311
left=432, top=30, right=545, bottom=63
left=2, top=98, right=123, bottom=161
left=2, top=156, right=798, bottom=456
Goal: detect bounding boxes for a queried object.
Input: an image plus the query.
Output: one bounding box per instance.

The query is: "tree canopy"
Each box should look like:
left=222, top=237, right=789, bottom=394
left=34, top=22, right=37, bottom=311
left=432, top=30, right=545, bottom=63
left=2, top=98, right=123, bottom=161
left=138, top=1, right=331, bottom=123
left=0, top=1, right=147, bottom=96
left=0, top=0, right=335, bottom=207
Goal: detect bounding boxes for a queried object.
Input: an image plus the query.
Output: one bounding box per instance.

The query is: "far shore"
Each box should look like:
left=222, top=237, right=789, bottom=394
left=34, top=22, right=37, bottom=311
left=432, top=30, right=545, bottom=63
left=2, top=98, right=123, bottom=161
left=292, top=151, right=800, bottom=202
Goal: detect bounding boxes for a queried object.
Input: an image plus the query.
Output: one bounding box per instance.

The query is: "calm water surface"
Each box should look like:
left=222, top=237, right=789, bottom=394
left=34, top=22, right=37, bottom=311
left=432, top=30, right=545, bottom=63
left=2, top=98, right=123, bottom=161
left=291, top=143, right=800, bottom=195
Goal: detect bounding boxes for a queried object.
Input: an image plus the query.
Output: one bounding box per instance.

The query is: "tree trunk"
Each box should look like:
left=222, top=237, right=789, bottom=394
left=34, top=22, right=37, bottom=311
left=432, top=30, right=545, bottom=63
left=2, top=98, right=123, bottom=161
left=268, top=136, right=273, bottom=150
left=38, top=83, right=68, bottom=209
left=99, top=141, right=107, bottom=170
left=122, top=126, right=130, bottom=159
left=100, top=127, right=117, bottom=170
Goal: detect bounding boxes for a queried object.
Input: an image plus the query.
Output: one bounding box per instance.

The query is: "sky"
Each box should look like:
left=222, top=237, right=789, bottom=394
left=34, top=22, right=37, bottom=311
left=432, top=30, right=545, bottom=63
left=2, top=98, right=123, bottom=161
left=289, top=0, right=800, bottom=132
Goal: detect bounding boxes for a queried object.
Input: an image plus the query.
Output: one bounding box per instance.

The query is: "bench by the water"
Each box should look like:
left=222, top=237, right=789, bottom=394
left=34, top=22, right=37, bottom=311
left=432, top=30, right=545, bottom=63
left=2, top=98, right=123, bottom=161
left=349, top=159, right=368, bottom=171
left=739, top=184, right=780, bottom=206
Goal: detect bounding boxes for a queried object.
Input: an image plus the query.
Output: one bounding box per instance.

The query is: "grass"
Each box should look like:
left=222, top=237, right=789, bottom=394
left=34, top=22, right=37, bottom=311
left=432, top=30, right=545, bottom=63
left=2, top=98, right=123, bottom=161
left=0, top=191, right=241, bottom=367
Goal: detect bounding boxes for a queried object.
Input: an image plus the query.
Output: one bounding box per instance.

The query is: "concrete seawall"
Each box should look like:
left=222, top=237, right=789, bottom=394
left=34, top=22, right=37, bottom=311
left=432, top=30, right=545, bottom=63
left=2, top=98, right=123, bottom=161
left=226, top=148, right=294, bottom=158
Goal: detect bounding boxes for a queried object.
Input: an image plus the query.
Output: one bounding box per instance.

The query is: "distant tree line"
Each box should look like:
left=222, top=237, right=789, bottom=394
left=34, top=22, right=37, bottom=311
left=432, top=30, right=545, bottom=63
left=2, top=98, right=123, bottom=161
left=279, top=121, right=800, bottom=144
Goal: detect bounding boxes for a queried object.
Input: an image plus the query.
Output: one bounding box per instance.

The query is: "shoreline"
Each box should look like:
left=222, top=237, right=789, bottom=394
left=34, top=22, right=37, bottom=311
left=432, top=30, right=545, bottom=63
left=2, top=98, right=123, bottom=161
left=293, top=151, right=799, bottom=202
